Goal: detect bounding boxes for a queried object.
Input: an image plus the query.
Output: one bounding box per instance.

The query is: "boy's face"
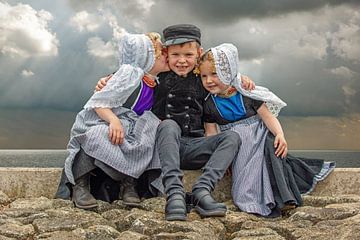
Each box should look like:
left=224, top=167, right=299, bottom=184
left=200, top=60, right=229, bottom=95
left=166, top=41, right=202, bottom=77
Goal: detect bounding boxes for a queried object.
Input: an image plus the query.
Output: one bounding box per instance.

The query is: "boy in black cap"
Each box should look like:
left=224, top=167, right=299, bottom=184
left=96, top=24, right=254, bottom=221
left=153, top=24, right=256, bottom=221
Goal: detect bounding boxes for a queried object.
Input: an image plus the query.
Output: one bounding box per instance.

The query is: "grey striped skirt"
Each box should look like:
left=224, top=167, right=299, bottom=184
left=64, top=107, right=161, bottom=185
left=220, top=115, right=275, bottom=216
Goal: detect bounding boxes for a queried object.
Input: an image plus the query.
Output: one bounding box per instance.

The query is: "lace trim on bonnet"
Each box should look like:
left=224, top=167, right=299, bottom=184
left=211, top=43, right=287, bottom=116
left=84, top=33, right=155, bottom=110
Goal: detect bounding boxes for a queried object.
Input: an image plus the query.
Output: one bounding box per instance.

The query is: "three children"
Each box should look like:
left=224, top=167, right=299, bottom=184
left=77, top=24, right=334, bottom=221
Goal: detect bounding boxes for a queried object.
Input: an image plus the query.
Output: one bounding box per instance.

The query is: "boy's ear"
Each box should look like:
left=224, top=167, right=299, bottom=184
left=197, top=47, right=203, bottom=56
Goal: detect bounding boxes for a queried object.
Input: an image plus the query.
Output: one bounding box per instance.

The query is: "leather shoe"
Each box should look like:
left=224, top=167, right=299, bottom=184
left=192, top=189, right=226, bottom=218
left=165, top=193, right=187, bottom=221
left=121, top=177, right=141, bottom=207
left=72, top=174, right=98, bottom=209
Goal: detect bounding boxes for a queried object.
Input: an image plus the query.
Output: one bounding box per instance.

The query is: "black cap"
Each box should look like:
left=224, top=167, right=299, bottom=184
left=163, top=24, right=201, bottom=46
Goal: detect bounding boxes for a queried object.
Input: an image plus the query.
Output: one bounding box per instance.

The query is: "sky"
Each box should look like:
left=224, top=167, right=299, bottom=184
left=0, top=0, right=359, bottom=149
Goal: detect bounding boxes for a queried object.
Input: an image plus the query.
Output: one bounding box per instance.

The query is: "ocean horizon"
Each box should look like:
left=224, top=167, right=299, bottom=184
left=0, top=149, right=359, bottom=168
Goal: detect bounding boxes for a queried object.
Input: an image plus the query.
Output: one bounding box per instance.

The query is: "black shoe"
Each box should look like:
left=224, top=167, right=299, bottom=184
left=165, top=193, right=187, bottom=221
left=121, top=177, right=141, bottom=207
left=72, top=174, right=98, bottom=209
left=192, top=189, right=227, bottom=218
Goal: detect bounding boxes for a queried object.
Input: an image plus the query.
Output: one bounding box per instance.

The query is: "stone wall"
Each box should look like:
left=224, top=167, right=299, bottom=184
left=0, top=168, right=359, bottom=200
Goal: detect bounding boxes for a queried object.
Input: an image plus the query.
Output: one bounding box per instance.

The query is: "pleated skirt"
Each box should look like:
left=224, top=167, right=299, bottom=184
left=220, top=115, right=275, bottom=216
left=63, top=107, right=161, bottom=185
left=264, top=133, right=335, bottom=212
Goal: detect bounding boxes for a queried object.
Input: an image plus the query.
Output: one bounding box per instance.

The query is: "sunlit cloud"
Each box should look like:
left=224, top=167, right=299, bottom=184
left=330, top=66, right=356, bottom=79
left=100, top=9, right=126, bottom=41
left=21, top=69, right=34, bottom=77
left=86, top=36, right=116, bottom=58
left=0, top=1, right=58, bottom=58
left=342, top=85, right=357, bottom=97
left=69, top=11, right=102, bottom=32
left=251, top=58, right=264, bottom=65
left=108, top=0, right=155, bottom=29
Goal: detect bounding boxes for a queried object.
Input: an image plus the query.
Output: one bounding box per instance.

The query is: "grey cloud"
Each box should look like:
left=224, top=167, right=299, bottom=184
left=1, top=0, right=359, bottom=117
left=151, top=0, right=360, bottom=24
left=258, top=57, right=349, bottom=116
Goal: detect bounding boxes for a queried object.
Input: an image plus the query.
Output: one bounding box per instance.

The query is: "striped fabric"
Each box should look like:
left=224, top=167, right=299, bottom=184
left=64, top=107, right=161, bottom=185
left=303, top=161, right=336, bottom=195
left=220, top=115, right=275, bottom=216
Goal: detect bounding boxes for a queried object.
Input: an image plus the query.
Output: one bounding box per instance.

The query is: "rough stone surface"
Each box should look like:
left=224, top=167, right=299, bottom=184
left=0, top=168, right=62, bottom=199
left=0, top=191, right=11, bottom=206
left=1, top=168, right=360, bottom=239
left=0, top=195, right=359, bottom=239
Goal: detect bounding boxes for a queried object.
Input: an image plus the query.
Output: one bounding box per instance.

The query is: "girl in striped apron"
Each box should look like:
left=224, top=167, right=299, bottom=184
left=56, top=32, right=169, bottom=209
left=197, top=43, right=335, bottom=217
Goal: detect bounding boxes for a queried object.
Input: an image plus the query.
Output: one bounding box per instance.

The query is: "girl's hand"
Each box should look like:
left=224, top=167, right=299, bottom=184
left=95, top=74, right=112, bottom=92
left=241, top=75, right=255, bottom=91
left=109, top=118, right=124, bottom=145
left=274, top=133, right=288, bottom=158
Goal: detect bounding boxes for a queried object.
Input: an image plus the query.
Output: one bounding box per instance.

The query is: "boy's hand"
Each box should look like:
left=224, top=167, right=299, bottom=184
left=95, top=74, right=112, bottom=92
left=109, top=118, right=124, bottom=145
left=274, top=133, right=288, bottom=158
left=241, top=75, right=255, bottom=91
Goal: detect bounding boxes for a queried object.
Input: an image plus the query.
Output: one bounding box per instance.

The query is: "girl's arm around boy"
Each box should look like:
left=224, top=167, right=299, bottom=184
left=257, top=103, right=288, bottom=158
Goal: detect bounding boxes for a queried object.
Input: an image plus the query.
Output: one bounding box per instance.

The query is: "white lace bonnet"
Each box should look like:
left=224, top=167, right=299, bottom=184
left=210, top=43, right=287, bottom=116
left=83, top=32, right=155, bottom=110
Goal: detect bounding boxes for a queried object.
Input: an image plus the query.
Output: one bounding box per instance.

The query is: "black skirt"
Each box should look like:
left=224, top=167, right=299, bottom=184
left=264, top=133, right=335, bottom=216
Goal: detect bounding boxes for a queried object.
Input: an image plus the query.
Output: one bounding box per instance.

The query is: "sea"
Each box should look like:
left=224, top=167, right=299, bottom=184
left=0, top=149, right=359, bottom=168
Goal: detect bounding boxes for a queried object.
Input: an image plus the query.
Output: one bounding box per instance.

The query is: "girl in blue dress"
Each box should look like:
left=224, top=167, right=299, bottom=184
left=197, top=43, right=335, bottom=217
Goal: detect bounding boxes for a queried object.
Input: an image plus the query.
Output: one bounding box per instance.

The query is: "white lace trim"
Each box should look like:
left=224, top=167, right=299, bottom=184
left=84, top=33, right=155, bottom=110
left=84, top=64, right=143, bottom=110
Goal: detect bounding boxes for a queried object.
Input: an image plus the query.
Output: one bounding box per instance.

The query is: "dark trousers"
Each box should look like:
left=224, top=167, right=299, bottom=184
left=156, top=119, right=241, bottom=197
left=55, top=148, right=160, bottom=201
left=72, top=148, right=125, bottom=182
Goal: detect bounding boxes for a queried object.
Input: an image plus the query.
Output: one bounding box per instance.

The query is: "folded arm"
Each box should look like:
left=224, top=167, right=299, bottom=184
left=95, top=108, right=124, bottom=145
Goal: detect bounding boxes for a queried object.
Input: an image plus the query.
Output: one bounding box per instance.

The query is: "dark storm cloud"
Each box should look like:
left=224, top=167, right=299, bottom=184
left=0, top=0, right=359, bottom=117
left=150, top=0, right=359, bottom=24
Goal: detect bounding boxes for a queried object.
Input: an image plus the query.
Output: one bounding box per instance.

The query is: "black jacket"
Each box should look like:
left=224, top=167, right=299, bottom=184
left=152, top=71, right=208, bottom=137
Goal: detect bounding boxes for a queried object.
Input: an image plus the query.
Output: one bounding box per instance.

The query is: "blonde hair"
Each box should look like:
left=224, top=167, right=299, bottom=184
left=146, top=32, right=162, bottom=59
left=194, top=50, right=216, bottom=74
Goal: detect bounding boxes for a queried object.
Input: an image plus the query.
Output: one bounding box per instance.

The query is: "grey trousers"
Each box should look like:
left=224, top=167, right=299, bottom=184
left=156, top=119, right=241, bottom=197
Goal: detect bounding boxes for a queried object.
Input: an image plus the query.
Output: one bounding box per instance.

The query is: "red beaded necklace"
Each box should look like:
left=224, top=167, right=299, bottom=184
left=142, top=75, right=157, bottom=88
left=218, top=86, right=237, bottom=98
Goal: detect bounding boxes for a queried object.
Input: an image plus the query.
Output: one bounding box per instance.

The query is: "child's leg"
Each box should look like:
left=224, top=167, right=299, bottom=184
left=180, top=131, right=241, bottom=217
left=156, top=119, right=187, bottom=221
left=156, top=119, right=185, bottom=197
left=181, top=131, right=240, bottom=193
left=72, top=149, right=98, bottom=209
